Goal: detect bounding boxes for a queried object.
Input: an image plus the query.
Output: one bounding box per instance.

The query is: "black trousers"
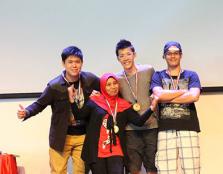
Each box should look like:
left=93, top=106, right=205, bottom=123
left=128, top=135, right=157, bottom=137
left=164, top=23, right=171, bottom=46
left=89, top=156, right=124, bottom=174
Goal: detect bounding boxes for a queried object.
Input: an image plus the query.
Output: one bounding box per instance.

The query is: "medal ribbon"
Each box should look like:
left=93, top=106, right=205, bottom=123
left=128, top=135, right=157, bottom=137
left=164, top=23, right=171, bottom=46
left=65, top=73, right=82, bottom=105
left=75, top=76, right=82, bottom=108
left=123, top=71, right=138, bottom=103
left=105, top=99, right=118, bottom=124
left=167, top=69, right=182, bottom=90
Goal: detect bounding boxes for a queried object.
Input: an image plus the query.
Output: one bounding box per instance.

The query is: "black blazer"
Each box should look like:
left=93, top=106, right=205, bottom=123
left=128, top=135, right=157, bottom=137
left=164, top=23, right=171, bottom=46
left=24, top=71, right=100, bottom=152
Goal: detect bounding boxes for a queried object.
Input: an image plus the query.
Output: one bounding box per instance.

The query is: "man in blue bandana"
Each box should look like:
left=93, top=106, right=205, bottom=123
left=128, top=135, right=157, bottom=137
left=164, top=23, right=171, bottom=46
left=151, top=41, right=201, bottom=174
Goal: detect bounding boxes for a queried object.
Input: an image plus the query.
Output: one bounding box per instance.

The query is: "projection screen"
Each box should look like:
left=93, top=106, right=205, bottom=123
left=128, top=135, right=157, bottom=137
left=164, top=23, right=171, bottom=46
left=1, top=0, right=223, bottom=94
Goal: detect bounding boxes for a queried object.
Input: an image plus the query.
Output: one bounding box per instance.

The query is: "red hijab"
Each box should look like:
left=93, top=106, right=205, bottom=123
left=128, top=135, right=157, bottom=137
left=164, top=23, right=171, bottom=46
left=90, top=73, right=131, bottom=114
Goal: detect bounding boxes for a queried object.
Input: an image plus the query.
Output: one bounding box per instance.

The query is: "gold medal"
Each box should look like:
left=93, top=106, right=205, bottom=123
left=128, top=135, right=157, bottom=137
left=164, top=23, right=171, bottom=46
left=133, top=103, right=141, bottom=111
left=114, top=125, right=119, bottom=134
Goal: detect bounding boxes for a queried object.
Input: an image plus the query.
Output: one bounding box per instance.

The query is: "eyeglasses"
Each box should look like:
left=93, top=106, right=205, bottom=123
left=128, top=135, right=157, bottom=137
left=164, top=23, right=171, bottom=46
left=165, top=51, right=181, bottom=57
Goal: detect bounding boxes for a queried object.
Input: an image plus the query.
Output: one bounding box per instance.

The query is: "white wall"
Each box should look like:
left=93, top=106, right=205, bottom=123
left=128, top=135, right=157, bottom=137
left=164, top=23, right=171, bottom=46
left=0, top=99, right=51, bottom=174
left=196, top=93, right=223, bottom=174
left=0, top=93, right=222, bottom=174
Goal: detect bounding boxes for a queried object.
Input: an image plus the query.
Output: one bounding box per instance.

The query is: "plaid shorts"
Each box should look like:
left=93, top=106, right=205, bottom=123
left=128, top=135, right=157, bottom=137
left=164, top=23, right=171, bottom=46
left=155, top=130, right=200, bottom=174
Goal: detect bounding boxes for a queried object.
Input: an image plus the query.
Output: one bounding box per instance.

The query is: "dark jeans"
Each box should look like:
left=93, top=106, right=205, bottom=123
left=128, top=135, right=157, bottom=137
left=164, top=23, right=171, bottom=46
left=90, top=156, right=124, bottom=174
left=126, top=129, right=158, bottom=173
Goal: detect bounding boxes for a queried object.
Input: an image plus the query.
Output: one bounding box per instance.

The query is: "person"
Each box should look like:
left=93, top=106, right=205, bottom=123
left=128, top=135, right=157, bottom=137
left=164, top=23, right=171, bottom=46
left=68, top=73, right=158, bottom=174
left=150, top=41, right=201, bottom=174
left=17, top=46, right=100, bottom=174
left=115, top=39, right=158, bottom=174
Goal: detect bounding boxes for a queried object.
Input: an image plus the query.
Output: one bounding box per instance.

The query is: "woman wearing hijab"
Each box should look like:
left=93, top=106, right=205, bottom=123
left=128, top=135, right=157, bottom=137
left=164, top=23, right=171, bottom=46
left=68, top=73, right=158, bottom=174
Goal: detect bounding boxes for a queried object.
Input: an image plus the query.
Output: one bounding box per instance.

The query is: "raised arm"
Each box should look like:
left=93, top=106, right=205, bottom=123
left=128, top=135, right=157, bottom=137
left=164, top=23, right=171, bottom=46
left=68, top=85, right=92, bottom=119
left=17, top=85, right=53, bottom=120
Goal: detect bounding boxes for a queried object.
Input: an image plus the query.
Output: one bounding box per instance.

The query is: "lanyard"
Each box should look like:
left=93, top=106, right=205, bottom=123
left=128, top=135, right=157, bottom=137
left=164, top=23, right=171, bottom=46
left=123, top=71, right=138, bottom=102
left=65, top=73, right=82, bottom=108
left=105, top=99, right=118, bottom=124
left=167, top=69, right=181, bottom=90
left=75, top=76, right=81, bottom=105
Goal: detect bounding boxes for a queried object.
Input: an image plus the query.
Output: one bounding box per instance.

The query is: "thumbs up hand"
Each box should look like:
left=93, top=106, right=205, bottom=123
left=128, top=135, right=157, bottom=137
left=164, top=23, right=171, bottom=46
left=17, top=104, right=27, bottom=119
